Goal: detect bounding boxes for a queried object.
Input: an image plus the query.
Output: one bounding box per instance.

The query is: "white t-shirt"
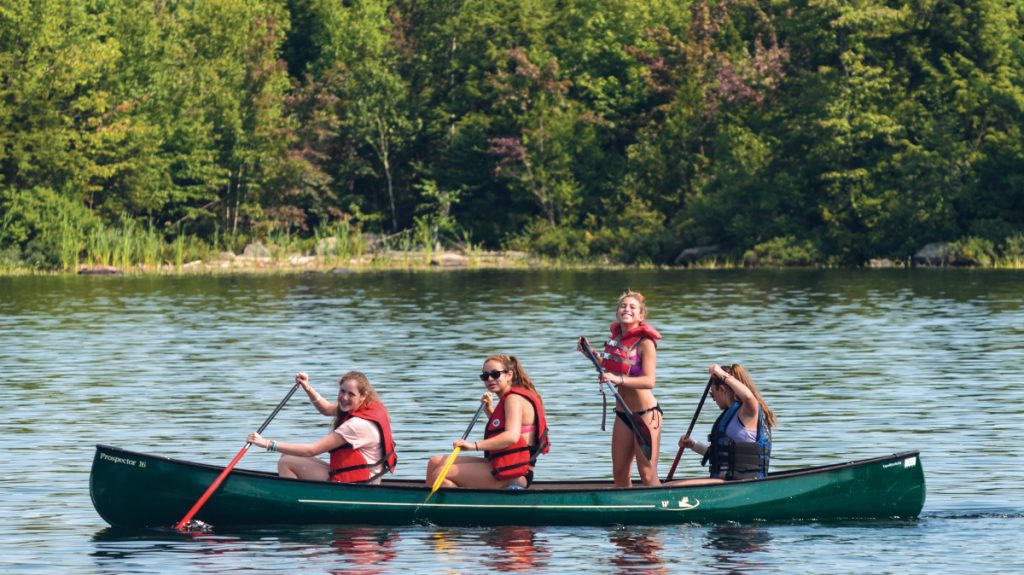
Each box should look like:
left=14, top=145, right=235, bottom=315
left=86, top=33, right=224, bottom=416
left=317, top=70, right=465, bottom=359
left=334, top=417, right=385, bottom=484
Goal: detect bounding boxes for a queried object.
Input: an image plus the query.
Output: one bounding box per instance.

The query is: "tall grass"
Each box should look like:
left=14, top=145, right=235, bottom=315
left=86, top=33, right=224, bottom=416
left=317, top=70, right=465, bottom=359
left=315, top=220, right=366, bottom=266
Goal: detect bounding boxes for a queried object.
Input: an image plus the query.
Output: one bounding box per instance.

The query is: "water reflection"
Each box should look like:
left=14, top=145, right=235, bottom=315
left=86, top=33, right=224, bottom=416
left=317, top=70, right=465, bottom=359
left=609, top=527, right=669, bottom=575
left=429, top=526, right=550, bottom=573
left=703, top=525, right=771, bottom=574
left=478, top=526, right=550, bottom=572
left=327, top=527, right=397, bottom=575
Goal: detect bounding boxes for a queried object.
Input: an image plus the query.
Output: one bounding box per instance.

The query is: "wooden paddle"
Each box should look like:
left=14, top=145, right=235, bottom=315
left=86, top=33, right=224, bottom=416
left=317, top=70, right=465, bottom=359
left=665, top=376, right=714, bottom=481
left=578, top=337, right=653, bottom=462
left=174, top=382, right=301, bottom=531
left=426, top=396, right=489, bottom=502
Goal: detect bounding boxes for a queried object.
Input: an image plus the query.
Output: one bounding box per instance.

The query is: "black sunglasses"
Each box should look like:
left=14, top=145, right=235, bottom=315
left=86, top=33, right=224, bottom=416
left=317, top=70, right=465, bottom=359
left=479, top=369, right=508, bottom=381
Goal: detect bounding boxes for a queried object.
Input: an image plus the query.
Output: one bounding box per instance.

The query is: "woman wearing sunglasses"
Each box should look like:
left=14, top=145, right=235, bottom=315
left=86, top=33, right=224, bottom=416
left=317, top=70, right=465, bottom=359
left=580, top=290, right=663, bottom=487
left=425, top=354, right=550, bottom=489
left=666, top=363, right=776, bottom=485
left=247, top=371, right=398, bottom=484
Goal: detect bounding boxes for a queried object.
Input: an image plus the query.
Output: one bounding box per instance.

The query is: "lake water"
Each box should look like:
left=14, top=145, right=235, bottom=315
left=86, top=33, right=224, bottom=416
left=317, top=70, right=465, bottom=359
left=1, top=269, right=1022, bottom=574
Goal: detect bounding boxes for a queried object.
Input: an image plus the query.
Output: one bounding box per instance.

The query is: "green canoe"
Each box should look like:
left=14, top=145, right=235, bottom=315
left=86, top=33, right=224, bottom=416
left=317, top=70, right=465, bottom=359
left=90, top=444, right=925, bottom=528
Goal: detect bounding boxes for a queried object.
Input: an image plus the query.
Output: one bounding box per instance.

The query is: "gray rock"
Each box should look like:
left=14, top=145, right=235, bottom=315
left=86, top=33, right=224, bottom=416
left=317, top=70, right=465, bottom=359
left=675, top=245, right=722, bottom=265
left=913, top=242, right=949, bottom=266
left=242, top=242, right=271, bottom=259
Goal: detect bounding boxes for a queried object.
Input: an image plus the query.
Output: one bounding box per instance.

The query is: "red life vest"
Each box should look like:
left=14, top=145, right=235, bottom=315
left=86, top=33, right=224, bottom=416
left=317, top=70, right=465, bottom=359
left=328, top=402, right=398, bottom=483
left=600, top=322, right=661, bottom=375
left=484, top=387, right=550, bottom=480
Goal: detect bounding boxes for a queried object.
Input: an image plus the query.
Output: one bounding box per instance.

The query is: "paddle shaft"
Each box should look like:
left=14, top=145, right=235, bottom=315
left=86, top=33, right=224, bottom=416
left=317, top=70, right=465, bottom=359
left=665, top=377, right=714, bottom=481
left=427, top=398, right=488, bottom=500
left=579, top=337, right=653, bottom=461
left=174, top=383, right=301, bottom=531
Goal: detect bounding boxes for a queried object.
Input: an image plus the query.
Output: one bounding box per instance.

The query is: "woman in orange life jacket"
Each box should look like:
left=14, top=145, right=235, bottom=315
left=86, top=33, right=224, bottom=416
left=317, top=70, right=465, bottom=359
left=247, top=371, right=397, bottom=484
left=665, top=363, right=776, bottom=486
left=424, top=354, right=550, bottom=489
left=580, top=290, right=663, bottom=487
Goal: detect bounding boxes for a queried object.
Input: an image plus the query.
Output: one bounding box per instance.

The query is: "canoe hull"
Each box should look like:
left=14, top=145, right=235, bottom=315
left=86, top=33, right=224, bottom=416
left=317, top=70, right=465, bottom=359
left=90, top=444, right=925, bottom=528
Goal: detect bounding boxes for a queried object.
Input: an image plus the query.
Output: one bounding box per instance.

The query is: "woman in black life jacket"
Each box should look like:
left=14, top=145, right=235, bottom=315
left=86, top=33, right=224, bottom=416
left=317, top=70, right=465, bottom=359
left=666, top=363, right=776, bottom=486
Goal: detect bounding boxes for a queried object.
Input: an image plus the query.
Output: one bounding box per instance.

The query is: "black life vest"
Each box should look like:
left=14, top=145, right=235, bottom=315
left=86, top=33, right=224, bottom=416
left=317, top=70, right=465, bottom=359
left=702, top=401, right=771, bottom=480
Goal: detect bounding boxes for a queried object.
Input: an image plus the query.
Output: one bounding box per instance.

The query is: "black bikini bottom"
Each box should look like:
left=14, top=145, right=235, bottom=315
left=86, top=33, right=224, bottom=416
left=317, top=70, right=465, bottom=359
left=615, top=404, right=663, bottom=427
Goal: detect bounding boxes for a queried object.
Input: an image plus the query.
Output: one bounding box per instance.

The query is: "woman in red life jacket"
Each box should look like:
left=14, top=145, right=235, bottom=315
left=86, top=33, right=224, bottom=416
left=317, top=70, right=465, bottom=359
left=424, top=354, right=550, bottom=489
left=580, top=290, right=663, bottom=487
left=247, top=371, right=397, bottom=484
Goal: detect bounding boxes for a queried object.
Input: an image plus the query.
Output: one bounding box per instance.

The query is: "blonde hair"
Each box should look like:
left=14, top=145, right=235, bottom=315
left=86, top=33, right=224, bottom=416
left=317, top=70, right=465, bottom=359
left=717, top=364, right=777, bottom=428
left=617, top=290, right=648, bottom=318
left=486, top=354, right=543, bottom=408
left=332, top=371, right=383, bottom=429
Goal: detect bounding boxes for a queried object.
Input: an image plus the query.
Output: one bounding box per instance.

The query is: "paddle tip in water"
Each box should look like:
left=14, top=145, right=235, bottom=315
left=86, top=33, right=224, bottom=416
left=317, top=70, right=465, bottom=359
left=174, top=519, right=214, bottom=533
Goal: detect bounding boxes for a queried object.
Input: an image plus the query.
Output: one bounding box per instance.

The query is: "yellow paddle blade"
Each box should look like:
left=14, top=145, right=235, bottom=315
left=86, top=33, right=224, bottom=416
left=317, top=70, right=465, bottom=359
left=427, top=446, right=462, bottom=499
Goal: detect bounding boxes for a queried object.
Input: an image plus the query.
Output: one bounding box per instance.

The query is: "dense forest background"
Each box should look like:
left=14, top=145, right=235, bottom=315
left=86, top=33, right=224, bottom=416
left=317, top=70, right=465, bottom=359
left=1, top=0, right=1022, bottom=269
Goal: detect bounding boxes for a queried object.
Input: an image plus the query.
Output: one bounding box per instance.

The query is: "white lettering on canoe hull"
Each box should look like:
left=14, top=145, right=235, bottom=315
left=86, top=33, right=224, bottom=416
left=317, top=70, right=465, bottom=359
left=660, top=497, right=699, bottom=510
left=99, top=452, right=147, bottom=468
left=884, top=456, right=916, bottom=470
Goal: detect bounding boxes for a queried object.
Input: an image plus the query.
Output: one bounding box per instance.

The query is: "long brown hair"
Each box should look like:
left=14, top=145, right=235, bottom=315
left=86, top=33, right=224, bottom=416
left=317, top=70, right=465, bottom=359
left=486, top=354, right=543, bottom=408
left=331, top=371, right=383, bottom=430
left=717, top=364, right=777, bottom=428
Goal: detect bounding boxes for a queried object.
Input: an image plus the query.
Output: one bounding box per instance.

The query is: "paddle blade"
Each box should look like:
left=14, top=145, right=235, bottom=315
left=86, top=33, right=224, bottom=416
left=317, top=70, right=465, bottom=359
left=174, top=444, right=250, bottom=530
left=632, top=415, right=654, bottom=462
left=427, top=446, right=461, bottom=500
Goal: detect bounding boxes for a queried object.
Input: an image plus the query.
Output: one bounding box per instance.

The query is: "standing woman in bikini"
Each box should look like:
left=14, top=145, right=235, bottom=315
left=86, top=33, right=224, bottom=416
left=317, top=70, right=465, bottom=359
left=581, top=290, right=662, bottom=487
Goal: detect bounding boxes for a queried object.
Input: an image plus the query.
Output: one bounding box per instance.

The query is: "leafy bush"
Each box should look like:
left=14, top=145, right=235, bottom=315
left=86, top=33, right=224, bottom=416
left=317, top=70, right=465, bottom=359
left=947, top=236, right=996, bottom=266
left=0, top=187, right=101, bottom=270
left=1000, top=233, right=1024, bottom=267
left=510, top=220, right=591, bottom=260
left=745, top=236, right=822, bottom=266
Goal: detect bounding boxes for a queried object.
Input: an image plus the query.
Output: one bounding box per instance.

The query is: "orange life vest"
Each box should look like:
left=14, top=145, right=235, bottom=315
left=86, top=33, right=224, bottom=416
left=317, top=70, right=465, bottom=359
left=328, top=402, right=398, bottom=483
left=484, top=387, right=550, bottom=480
left=599, top=322, right=662, bottom=375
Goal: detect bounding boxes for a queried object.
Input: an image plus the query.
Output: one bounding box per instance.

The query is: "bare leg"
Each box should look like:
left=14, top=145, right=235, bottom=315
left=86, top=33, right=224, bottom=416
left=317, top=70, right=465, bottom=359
left=635, top=410, right=662, bottom=486
left=425, top=455, right=523, bottom=489
left=611, top=417, right=636, bottom=487
left=425, top=455, right=446, bottom=485
left=278, top=454, right=329, bottom=481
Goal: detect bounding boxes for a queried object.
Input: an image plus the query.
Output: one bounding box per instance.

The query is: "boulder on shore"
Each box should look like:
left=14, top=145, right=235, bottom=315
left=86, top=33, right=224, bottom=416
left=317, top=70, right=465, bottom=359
left=913, top=242, right=950, bottom=266
left=675, top=245, right=722, bottom=266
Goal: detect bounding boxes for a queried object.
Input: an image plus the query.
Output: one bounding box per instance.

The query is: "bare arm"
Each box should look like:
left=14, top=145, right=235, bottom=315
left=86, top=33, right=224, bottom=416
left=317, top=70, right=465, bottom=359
left=296, top=372, right=337, bottom=416
left=455, top=395, right=528, bottom=451
left=248, top=429, right=348, bottom=457
left=715, top=367, right=758, bottom=427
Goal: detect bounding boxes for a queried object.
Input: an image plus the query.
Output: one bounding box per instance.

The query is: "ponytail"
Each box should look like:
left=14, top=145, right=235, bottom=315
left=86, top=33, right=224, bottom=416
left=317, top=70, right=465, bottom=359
left=487, top=354, right=543, bottom=408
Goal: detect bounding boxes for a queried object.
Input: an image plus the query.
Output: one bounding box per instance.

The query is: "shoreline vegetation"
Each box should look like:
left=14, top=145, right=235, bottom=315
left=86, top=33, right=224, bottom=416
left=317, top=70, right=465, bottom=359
left=2, top=3, right=1022, bottom=275
left=2, top=228, right=1021, bottom=276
